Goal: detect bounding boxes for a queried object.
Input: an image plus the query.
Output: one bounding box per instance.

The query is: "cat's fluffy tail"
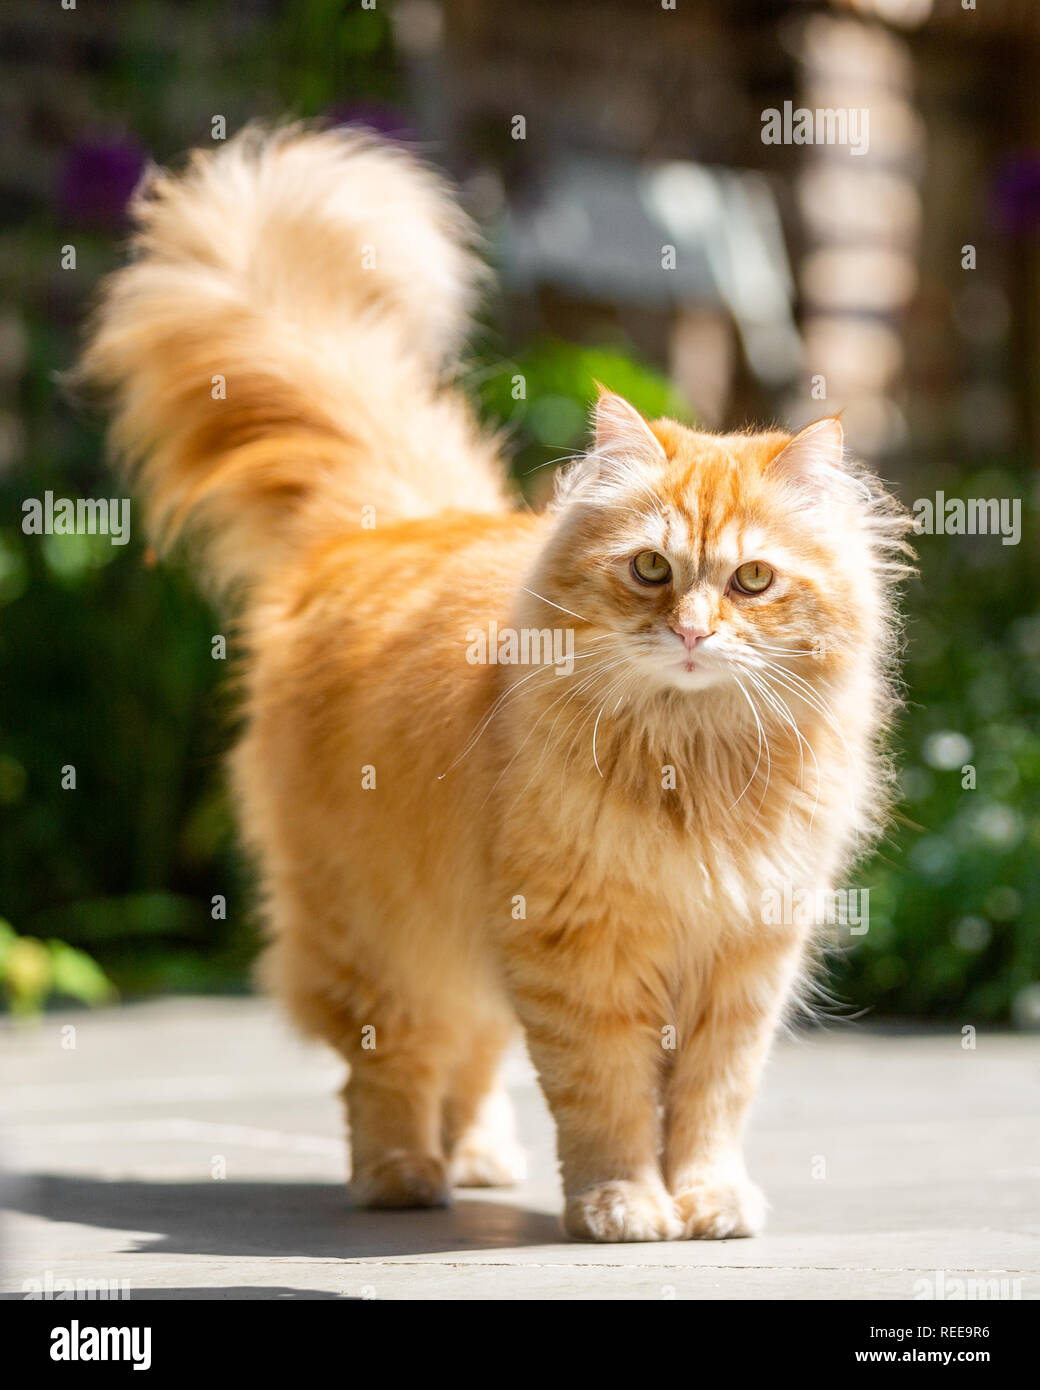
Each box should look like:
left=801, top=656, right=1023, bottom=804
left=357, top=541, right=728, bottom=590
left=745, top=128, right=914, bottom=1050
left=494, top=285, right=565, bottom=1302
left=78, top=124, right=508, bottom=598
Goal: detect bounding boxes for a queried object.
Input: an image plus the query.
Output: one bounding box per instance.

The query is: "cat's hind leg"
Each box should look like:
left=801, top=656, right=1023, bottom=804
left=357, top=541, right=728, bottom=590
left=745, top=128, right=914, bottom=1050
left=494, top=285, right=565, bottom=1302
left=343, top=1017, right=455, bottom=1209
left=442, top=1015, right=526, bottom=1189
left=265, top=932, right=457, bottom=1208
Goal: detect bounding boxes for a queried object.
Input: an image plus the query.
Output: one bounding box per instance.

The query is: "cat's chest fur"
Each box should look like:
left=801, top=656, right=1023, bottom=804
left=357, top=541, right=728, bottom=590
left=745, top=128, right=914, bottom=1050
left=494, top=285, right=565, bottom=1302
left=497, top=729, right=838, bottom=947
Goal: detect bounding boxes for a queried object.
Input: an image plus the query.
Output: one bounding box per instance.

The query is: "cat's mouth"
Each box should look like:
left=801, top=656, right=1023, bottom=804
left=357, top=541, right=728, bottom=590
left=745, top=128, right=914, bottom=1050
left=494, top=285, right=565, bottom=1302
left=667, top=656, right=725, bottom=685
left=666, top=636, right=728, bottom=683
left=633, top=645, right=730, bottom=692
left=618, top=631, right=736, bottom=693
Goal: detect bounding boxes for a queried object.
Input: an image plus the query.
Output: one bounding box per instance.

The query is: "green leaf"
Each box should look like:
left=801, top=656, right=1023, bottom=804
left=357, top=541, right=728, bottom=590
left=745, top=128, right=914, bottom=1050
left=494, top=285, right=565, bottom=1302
left=46, top=940, right=116, bottom=1006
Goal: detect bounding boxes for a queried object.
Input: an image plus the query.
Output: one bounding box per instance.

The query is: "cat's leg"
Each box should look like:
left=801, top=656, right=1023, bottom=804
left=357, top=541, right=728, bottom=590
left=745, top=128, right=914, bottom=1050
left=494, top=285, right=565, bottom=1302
left=442, top=1016, right=526, bottom=1188
left=664, top=931, right=803, bottom=1238
left=343, top=1009, right=458, bottom=1208
left=265, top=930, right=458, bottom=1209
left=503, top=935, right=680, bottom=1242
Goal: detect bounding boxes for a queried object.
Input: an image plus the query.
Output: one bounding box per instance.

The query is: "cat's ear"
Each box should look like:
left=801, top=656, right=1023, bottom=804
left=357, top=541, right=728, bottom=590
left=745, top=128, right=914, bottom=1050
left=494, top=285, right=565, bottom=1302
left=556, top=387, right=666, bottom=506
left=592, top=387, right=666, bottom=465
left=766, top=417, right=846, bottom=501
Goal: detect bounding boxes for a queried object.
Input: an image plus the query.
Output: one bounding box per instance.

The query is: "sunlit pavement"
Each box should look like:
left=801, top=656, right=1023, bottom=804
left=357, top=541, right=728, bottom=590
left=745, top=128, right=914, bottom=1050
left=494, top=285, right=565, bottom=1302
left=2, top=998, right=1037, bottom=1300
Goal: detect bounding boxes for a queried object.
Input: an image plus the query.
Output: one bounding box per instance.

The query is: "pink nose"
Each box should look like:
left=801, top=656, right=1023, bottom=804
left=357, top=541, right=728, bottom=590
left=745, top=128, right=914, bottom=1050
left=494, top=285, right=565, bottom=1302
left=671, top=623, right=713, bottom=649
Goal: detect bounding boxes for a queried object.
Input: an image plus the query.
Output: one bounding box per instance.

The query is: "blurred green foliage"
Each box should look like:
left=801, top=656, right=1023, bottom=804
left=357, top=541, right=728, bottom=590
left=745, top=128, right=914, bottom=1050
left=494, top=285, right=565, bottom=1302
left=0, top=450, right=253, bottom=995
left=474, top=337, right=691, bottom=486
left=0, top=919, right=114, bottom=1016
left=842, top=473, right=1040, bottom=1026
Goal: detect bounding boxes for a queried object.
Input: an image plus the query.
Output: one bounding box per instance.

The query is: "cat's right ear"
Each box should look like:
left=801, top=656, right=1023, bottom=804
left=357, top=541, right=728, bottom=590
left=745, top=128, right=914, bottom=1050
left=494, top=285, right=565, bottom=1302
left=555, top=388, right=666, bottom=505
left=592, top=386, right=667, bottom=465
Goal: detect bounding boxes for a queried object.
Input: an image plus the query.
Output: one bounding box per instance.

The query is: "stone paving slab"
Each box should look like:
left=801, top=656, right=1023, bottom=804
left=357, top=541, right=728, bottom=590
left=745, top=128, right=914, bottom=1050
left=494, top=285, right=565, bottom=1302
left=1, top=998, right=1036, bottom=1300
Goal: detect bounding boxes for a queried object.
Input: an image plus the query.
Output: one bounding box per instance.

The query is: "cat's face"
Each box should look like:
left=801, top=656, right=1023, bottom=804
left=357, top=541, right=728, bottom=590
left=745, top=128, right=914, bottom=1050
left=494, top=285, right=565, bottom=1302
left=541, top=394, right=874, bottom=699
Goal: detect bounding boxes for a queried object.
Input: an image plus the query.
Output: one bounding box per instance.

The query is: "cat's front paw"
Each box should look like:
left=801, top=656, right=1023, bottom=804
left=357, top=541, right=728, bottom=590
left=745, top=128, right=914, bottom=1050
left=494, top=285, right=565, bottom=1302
left=351, top=1150, right=450, bottom=1209
left=564, top=1181, right=682, bottom=1243
left=674, top=1172, right=766, bottom=1239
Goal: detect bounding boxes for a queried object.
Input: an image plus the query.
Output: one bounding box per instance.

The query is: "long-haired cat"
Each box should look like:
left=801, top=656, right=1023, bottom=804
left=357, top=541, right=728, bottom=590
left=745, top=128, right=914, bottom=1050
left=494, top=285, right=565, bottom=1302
left=79, top=126, right=911, bottom=1241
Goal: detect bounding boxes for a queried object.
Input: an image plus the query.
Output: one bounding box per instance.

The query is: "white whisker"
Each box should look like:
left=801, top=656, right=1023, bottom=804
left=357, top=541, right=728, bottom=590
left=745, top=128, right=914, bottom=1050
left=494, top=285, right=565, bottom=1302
left=519, top=586, right=590, bottom=624
left=728, top=673, right=770, bottom=814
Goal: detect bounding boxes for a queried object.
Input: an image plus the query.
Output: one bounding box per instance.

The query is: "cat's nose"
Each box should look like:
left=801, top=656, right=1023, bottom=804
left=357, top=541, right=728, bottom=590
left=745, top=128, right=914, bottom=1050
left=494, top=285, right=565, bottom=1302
left=671, top=623, right=714, bottom=649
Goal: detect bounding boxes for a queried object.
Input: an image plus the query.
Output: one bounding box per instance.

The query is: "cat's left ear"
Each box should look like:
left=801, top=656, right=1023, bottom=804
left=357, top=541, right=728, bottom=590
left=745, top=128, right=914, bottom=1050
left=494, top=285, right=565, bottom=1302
left=766, top=417, right=846, bottom=502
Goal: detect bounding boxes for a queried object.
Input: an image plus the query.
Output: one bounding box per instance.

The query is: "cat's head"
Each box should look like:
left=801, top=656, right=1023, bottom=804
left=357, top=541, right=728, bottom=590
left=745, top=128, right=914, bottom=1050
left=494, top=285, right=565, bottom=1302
left=531, top=389, right=910, bottom=700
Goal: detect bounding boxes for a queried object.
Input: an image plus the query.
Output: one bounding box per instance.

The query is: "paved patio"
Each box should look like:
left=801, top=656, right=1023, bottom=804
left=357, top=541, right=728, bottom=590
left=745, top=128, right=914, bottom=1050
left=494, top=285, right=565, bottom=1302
left=1, top=997, right=1036, bottom=1299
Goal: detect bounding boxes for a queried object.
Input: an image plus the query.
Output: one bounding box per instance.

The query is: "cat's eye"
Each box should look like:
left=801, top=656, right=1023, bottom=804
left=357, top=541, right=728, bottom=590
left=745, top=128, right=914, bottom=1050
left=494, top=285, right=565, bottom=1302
left=632, top=550, right=672, bottom=585
left=732, top=561, right=773, bottom=595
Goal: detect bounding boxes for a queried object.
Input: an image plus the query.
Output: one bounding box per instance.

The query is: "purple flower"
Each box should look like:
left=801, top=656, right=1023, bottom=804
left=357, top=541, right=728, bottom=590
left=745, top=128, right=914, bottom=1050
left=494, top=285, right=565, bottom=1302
left=57, top=136, right=150, bottom=229
left=993, top=154, right=1040, bottom=237
left=326, top=102, right=418, bottom=146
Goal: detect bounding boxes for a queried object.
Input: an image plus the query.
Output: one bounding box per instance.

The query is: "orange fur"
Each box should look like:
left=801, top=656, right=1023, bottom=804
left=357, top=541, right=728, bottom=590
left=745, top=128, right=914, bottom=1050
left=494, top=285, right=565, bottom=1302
left=79, top=126, right=912, bottom=1239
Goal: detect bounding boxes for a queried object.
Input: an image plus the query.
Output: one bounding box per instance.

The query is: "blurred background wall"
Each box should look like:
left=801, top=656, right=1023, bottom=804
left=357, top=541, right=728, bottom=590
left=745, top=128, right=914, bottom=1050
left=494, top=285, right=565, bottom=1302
left=0, top=0, right=1037, bottom=1023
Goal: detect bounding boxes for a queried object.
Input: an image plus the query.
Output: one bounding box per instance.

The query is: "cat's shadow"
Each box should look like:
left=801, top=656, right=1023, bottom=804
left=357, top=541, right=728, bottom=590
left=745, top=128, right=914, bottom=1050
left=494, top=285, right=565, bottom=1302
left=7, top=1173, right=565, bottom=1261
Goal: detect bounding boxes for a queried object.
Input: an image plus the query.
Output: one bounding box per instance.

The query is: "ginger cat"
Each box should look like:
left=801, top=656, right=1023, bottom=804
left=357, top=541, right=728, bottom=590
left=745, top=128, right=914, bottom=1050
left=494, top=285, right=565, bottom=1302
left=80, top=126, right=911, bottom=1241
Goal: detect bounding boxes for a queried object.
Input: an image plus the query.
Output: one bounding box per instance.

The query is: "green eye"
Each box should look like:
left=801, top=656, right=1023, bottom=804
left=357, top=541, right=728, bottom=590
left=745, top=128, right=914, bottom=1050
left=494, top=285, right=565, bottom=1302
left=632, top=550, right=671, bottom=585
left=733, top=561, right=773, bottom=594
